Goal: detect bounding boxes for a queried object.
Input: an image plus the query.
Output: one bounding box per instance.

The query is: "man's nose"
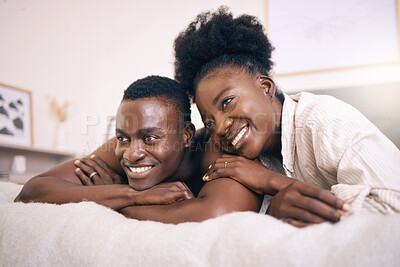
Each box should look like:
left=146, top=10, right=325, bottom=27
left=124, top=141, right=147, bottom=162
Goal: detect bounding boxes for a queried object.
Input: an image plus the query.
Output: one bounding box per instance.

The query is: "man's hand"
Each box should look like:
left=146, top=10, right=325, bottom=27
left=74, top=154, right=125, bottom=185
left=134, top=181, right=195, bottom=206
left=267, top=180, right=351, bottom=227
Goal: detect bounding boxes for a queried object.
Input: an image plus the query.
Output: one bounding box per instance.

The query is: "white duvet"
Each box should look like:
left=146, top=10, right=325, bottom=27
left=1, top=181, right=399, bottom=266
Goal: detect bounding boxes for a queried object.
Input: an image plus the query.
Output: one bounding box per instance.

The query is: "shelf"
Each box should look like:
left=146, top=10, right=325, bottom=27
left=0, top=142, right=77, bottom=158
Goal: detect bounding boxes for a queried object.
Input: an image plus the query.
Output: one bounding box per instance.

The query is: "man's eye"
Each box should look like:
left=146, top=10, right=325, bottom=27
left=204, top=121, right=214, bottom=129
left=221, top=97, right=233, bottom=110
left=117, top=136, right=128, bottom=142
left=144, top=135, right=158, bottom=142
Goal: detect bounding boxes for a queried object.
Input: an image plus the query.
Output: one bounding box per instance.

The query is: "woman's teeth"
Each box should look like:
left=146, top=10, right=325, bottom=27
left=129, top=166, right=152, bottom=173
left=232, top=127, right=247, bottom=147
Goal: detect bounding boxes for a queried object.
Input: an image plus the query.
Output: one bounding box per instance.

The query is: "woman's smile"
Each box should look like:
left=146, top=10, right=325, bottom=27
left=195, top=67, right=282, bottom=159
left=231, top=125, right=249, bottom=148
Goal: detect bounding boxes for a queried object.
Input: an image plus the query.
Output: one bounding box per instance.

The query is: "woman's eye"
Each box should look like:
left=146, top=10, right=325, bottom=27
left=204, top=121, right=214, bottom=129
left=221, top=97, right=233, bottom=110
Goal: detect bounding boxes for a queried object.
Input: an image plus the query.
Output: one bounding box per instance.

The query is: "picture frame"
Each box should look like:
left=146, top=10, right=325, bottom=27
left=265, top=0, right=400, bottom=76
left=0, top=83, right=33, bottom=146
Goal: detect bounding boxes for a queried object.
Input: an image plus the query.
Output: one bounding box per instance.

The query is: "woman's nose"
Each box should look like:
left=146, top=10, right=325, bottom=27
left=215, top=116, right=233, bottom=136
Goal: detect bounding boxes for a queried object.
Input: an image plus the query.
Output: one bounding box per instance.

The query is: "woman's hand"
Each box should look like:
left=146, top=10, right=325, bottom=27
left=203, top=154, right=281, bottom=195
left=203, top=154, right=350, bottom=226
left=267, top=180, right=350, bottom=226
left=74, top=154, right=125, bottom=185
left=134, top=181, right=194, bottom=205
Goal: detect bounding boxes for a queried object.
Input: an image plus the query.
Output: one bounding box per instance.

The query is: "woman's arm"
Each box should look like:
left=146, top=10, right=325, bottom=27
left=319, top=122, right=400, bottom=214
left=202, top=144, right=348, bottom=226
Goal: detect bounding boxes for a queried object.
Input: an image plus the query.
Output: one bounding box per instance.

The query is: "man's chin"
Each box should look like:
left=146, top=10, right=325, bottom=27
left=127, top=181, right=155, bottom=191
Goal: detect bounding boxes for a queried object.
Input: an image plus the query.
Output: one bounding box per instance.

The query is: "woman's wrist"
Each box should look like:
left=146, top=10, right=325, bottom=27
left=265, top=171, right=295, bottom=195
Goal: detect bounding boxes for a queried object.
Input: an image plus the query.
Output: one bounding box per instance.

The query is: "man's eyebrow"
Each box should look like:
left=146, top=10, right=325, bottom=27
left=138, top=127, right=162, bottom=135
left=116, top=128, right=127, bottom=135
left=212, top=87, right=231, bottom=106
left=116, top=127, right=163, bottom=135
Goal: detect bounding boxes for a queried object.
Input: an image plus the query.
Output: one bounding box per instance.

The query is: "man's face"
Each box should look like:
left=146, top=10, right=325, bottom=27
left=115, top=97, right=187, bottom=190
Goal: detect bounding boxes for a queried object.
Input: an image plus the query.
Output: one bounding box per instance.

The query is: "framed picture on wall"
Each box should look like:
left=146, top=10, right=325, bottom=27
left=266, top=0, right=400, bottom=75
left=0, top=83, right=33, bottom=146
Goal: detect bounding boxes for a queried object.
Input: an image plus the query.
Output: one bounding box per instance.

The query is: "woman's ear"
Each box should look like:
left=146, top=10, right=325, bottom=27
left=258, top=76, right=276, bottom=101
left=182, top=122, right=195, bottom=148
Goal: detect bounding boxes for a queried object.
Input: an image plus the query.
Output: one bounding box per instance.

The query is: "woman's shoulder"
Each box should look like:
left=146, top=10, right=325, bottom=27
left=290, top=92, right=370, bottom=128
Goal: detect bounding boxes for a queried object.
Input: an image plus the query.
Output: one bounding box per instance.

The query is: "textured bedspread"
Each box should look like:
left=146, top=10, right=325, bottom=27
left=1, top=181, right=399, bottom=266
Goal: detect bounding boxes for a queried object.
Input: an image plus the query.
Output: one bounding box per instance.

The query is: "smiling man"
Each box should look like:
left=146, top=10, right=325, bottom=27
left=15, top=76, right=261, bottom=223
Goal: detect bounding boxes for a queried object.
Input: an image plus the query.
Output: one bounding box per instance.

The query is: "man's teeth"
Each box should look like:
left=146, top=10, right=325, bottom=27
left=129, top=166, right=152, bottom=173
left=232, top=127, right=247, bottom=146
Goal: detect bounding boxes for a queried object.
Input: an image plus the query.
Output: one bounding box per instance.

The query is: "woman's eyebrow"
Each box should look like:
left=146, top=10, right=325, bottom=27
left=212, top=87, right=231, bottom=105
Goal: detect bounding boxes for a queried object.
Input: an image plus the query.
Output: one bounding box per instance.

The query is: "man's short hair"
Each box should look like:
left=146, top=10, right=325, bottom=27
left=123, top=76, right=191, bottom=123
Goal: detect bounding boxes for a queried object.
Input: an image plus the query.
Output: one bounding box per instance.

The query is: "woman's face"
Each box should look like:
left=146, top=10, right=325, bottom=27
left=195, top=67, right=282, bottom=159
left=115, top=97, right=191, bottom=190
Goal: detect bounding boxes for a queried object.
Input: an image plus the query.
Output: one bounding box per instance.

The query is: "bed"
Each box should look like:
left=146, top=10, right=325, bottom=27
left=1, top=181, right=399, bottom=266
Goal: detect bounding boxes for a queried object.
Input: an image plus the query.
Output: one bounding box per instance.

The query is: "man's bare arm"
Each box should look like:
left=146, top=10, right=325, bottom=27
left=14, top=138, right=191, bottom=209
left=120, top=178, right=262, bottom=224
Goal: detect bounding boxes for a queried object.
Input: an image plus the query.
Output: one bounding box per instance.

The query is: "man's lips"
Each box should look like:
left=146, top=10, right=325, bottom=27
left=122, top=163, right=156, bottom=176
left=128, top=165, right=153, bottom=173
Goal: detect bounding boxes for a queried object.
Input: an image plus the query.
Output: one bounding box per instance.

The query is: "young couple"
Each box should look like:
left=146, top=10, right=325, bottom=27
left=15, top=7, right=400, bottom=227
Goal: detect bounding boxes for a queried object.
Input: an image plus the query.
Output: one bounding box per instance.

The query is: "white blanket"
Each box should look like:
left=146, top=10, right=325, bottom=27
left=1, top=181, right=399, bottom=266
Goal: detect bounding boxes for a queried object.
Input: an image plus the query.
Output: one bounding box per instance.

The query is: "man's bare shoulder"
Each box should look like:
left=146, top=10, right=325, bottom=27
left=198, top=178, right=262, bottom=213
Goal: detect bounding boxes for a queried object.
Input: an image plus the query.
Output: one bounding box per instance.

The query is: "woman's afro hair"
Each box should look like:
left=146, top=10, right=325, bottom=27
left=174, top=6, right=274, bottom=100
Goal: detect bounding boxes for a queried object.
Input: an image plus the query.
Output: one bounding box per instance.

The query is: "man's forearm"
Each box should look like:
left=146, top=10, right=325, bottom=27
left=120, top=178, right=261, bottom=224
left=120, top=197, right=219, bottom=223
left=14, top=176, right=136, bottom=210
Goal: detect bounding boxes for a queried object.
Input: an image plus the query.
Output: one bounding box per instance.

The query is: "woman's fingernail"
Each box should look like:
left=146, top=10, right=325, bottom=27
left=74, top=160, right=80, bottom=164
left=75, top=168, right=80, bottom=173
left=340, top=215, right=347, bottom=221
left=343, top=203, right=351, bottom=211
left=203, top=175, right=209, bottom=181
left=90, top=154, right=95, bottom=159
left=208, top=164, right=212, bottom=169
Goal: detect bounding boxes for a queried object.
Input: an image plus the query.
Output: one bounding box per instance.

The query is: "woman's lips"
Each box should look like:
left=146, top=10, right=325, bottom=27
left=231, top=126, right=248, bottom=147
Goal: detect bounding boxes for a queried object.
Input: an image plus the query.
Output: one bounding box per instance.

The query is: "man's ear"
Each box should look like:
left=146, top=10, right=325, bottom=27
left=258, top=76, right=276, bottom=101
left=182, top=122, right=195, bottom=148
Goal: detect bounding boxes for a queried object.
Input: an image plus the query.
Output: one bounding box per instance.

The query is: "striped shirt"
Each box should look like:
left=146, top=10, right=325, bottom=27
left=259, top=92, right=400, bottom=215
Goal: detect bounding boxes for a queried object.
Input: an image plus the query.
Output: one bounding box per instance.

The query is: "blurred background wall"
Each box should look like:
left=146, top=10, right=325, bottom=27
left=0, top=0, right=399, bottom=156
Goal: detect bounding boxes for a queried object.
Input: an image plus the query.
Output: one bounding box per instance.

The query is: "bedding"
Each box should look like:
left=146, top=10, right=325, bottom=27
left=1, top=181, right=399, bottom=267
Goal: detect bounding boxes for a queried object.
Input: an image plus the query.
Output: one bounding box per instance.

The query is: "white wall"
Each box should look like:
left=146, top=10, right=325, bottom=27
left=1, top=0, right=399, bottom=155
left=0, top=0, right=265, bottom=155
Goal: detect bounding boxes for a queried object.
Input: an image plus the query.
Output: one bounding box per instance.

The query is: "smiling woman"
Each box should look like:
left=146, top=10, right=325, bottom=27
left=196, top=70, right=282, bottom=160
left=173, top=6, right=400, bottom=227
